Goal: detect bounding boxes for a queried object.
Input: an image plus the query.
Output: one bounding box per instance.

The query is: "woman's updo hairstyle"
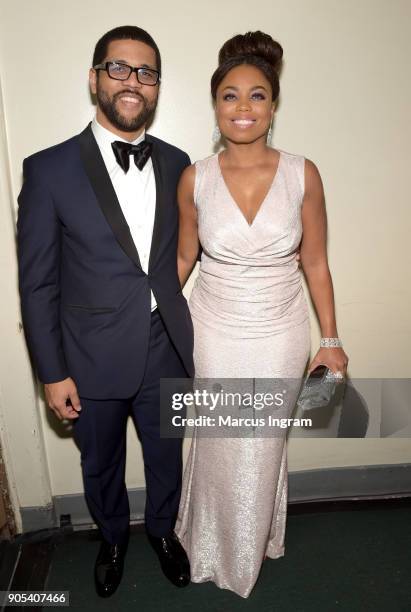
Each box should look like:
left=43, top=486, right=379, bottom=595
left=211, top=31, right=283, bottom=101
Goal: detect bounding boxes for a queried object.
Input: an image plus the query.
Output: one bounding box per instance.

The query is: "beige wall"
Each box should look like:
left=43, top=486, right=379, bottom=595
left=0, top=74, right=52, bottom=530
left=0, top=0, right=410, bottom=515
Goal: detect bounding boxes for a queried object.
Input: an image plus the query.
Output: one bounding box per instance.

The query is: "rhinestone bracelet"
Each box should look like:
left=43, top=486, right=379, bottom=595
left=320, top=337, right=343, bottom=348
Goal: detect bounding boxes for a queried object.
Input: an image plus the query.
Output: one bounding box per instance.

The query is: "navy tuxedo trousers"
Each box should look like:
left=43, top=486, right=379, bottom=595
left=72, top=309, right=187, bottom=544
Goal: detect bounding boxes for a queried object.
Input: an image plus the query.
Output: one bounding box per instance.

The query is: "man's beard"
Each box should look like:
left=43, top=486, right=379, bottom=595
left=96, top=87, right=157, bottom=132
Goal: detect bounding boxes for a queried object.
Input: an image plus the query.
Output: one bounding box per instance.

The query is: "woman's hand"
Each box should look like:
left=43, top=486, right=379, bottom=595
left=307, top=347, right=349, bottom=378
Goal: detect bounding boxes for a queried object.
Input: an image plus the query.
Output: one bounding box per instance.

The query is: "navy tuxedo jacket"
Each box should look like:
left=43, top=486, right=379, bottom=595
left=17, top=124, right=194, bottom=398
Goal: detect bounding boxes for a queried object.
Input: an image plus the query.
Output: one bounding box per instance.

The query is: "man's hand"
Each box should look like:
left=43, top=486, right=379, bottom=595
left=44, top=377, right=81, bottom=420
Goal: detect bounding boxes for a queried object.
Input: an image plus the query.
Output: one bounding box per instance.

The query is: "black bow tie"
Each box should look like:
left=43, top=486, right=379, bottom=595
left=111, top=140, right=153, bottom=172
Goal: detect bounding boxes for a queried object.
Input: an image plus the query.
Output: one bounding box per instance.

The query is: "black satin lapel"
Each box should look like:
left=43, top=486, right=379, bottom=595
left=78, top=124, right=141, bottom=269
left=147, top=136, right=165, bottom=271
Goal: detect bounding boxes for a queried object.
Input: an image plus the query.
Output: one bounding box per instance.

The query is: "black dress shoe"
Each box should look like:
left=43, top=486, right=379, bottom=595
left=94, top=540, right=126, bottom=598
left=147, top=531, right=190, bottom=587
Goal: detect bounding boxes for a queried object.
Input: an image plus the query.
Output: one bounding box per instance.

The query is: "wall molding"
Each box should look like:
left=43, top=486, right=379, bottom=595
left=20, top=463, right=411, bottom=533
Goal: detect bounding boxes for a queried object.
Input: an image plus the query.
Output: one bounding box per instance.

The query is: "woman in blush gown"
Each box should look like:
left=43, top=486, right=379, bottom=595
left=174, top=31, right=349, bottom=598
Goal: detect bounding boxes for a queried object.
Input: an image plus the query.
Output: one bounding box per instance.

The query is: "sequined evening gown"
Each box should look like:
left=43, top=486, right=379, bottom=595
left=175, top=149, right=311, bottom=598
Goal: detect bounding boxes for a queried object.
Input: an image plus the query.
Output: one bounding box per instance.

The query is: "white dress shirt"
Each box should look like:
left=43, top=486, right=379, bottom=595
left=91, top=117, right=157, bottom=310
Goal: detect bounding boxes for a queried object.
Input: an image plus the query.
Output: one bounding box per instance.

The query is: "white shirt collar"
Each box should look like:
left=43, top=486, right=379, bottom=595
left=91, top=116, right=146, bottom=165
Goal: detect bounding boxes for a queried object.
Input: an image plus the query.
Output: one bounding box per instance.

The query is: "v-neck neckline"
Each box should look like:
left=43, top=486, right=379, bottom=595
left=216, top=150, right=283, bottom=228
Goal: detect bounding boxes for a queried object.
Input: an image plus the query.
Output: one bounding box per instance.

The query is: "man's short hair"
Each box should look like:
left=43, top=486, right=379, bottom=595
left=92, top=25, right=161, bottom=75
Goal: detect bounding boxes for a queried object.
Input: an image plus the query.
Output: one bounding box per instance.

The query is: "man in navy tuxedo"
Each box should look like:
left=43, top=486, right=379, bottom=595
left=17, top=26, right=194, bottom=597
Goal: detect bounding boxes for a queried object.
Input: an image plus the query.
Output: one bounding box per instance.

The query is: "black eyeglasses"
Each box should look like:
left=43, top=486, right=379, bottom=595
left=93, top=61, right=160, bottom=86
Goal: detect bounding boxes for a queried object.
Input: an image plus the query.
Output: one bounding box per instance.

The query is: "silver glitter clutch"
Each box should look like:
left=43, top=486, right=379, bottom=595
left=297, top=365, right=343, bottom=411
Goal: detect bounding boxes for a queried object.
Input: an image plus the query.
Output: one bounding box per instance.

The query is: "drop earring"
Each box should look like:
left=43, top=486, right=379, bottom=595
left=266, top=125, right=273, bottom=145
left=212, top=125, right=221, bottom=143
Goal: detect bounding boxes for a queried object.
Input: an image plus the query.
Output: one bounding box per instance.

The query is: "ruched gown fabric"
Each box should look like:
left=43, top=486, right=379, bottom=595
left=175, top=150, right=311, bottom=598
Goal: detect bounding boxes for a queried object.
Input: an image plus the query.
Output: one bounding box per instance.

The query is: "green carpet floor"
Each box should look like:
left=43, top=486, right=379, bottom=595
left=45, top=506, right=411, bottom=611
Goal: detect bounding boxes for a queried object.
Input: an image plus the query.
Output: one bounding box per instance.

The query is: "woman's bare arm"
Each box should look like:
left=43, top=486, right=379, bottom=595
left=299, top=159, right=349, bottom=375
left=177, top=165, right=200, bottom=287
